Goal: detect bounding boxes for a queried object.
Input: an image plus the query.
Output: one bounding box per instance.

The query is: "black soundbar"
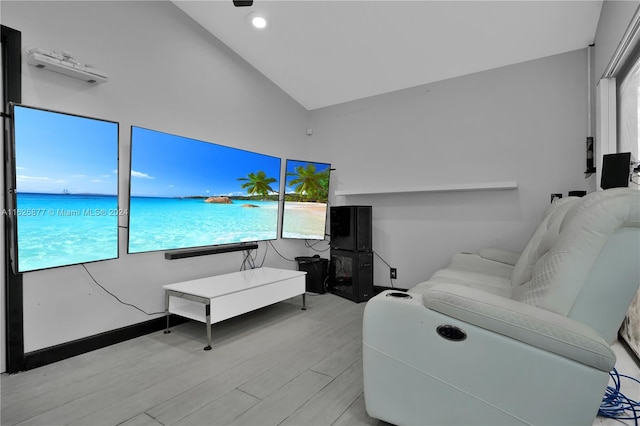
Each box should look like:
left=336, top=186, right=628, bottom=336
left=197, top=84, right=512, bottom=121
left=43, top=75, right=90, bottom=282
left=165, top=243, right=258, bottom=260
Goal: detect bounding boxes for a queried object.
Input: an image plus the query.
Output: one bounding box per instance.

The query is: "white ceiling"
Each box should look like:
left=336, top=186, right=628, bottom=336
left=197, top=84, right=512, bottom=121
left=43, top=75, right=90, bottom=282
left=173, top=0, right=603, bottom=110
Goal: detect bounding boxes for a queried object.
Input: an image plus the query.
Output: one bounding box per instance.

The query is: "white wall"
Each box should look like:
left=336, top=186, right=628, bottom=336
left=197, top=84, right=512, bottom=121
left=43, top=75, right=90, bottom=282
left=593, top=0, right=640, bottom=81
left=309, top=49, right=590, bottom=289
left=1, top=1, right=311, bottom=353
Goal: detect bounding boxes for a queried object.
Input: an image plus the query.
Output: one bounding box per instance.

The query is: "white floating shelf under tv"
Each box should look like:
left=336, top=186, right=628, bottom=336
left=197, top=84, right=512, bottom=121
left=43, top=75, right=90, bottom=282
left=334, top=181, right=518, bottom=196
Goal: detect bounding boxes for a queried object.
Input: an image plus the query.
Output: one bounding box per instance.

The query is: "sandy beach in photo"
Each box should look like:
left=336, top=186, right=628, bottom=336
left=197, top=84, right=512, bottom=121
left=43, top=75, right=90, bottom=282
left=283, top=201, right=327, bottom=214
left=282, top=201, right=328, bottom=239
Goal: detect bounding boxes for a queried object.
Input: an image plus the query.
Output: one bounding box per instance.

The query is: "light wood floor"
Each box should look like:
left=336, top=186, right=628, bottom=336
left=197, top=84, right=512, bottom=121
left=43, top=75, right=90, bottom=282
left=1, top=292, right=638, bottom=426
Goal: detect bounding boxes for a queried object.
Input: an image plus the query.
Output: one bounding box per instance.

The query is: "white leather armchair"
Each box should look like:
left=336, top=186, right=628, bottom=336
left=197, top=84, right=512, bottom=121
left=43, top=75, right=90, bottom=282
left=446, top=196, right=580, bottom=280
left=363, top=189, right=640, bottom=425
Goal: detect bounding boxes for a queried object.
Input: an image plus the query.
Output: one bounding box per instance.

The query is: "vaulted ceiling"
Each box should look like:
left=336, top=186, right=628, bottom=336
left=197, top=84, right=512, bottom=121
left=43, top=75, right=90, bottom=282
left=174, top=1, right=603, bottom=110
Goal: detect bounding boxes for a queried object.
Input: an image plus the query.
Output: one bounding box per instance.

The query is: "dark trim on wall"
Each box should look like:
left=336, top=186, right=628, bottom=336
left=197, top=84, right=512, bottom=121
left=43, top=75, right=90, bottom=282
left=2, top=24, right=24, bottom=374
left=22, top=315, right=188, bottom=372
left=1, top=26, right=21, bottom=102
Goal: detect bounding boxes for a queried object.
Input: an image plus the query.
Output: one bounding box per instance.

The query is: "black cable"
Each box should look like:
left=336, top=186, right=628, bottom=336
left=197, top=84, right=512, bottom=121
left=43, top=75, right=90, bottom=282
left=250, top=248, right=257, bottom=268
left=373, top=250, right=392, bottom=268
left=258, top=241, right=268, bottom=267
left=267, top=240, right=296, bottom=262
left=305, top=239, right=330, bottom=252
left=244, top=251, right=250, bottom=269
left=373, top=250, right=395, bottom=287
left=82, top=264, right=165, bottom=316
left=240, top=250, right=250, bottom=270
left=240, top=248, right=257, bottom=270
left=323, top=275, right=330, bottom=293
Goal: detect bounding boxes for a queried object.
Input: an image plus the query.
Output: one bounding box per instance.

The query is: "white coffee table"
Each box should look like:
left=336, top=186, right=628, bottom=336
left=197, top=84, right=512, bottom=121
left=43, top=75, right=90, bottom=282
left=163, top=267, right=307, bottom=350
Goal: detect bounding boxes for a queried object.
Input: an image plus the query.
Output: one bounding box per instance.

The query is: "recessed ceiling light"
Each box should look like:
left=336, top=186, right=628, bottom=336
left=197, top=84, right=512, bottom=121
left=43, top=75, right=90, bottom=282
left=248, top=12, right=267, bottom=29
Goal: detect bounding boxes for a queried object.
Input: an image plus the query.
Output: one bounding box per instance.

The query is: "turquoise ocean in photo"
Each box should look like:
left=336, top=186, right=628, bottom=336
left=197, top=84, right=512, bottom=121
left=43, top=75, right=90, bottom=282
left=128, top=197, right=279, bottom=253
left=16, top=193, right=280, bottom=270
left=128, top=126, right=282, bottom=253
left=16, top=193, right=119, bottom=272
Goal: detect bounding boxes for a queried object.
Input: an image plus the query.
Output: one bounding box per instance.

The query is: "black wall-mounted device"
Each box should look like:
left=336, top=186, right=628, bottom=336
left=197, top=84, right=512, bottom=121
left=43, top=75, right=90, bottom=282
left=601, top=152, right=631, bottom=190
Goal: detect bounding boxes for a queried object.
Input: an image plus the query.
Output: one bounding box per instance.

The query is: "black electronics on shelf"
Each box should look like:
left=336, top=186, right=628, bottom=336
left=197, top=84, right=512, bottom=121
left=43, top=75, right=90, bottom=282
left=329, top=249, right=373, bottom=303
left=329, top=205, right=373, bottom=303
left=330, top=205, right=372, bottom=251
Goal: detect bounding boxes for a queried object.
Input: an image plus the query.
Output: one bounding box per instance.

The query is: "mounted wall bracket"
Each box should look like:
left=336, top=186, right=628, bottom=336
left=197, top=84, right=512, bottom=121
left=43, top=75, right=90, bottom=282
left=25, top=47, right=108, bottom=84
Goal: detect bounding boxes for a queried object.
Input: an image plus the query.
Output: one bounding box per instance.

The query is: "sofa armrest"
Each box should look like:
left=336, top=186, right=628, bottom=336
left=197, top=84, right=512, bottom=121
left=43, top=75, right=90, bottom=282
left=422, top=283, right=615, bottom=371
left=477, top=248, right=520, bottom=265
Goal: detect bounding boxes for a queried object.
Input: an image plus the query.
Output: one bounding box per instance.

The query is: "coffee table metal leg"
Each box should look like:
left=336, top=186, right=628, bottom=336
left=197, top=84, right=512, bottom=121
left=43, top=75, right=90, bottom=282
left=163, top=291, right=171, bottom=334
left=204, top=304, right=212, bottom=351
left=302, top=293, right=307, bottom=310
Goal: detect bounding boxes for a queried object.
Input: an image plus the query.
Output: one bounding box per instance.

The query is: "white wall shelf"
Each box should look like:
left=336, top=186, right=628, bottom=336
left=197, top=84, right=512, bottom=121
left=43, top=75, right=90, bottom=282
left=334, top=181, right=518, bottom=196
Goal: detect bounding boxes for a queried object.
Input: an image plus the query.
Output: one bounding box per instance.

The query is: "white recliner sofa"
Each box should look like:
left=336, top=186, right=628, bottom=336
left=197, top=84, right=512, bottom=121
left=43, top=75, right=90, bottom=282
left=363, top=188, right=640, bottom=425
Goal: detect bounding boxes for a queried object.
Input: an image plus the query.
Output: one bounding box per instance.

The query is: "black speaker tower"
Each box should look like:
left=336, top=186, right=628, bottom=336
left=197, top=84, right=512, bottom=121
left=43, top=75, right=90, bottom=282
left=330, top=205, right=372, bottom=251
left=329, top=206, right=373, bottom=302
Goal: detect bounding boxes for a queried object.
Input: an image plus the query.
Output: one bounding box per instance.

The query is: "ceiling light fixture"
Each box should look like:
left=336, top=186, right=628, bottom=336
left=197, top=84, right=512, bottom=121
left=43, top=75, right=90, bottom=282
left=247, top=12, right=267, bottom=29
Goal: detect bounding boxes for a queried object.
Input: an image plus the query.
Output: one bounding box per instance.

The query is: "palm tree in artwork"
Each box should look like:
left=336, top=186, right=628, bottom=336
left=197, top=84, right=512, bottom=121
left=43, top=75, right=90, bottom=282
left=238, top=170, right=277, bottom=197
left=287, top=164, right=329, bottom=201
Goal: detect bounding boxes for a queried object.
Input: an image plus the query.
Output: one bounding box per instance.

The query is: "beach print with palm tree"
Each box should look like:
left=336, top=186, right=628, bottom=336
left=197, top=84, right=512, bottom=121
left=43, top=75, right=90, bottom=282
left=281, top=160, right=331, bottom=240
left=237, top=170, right=278, bottom=198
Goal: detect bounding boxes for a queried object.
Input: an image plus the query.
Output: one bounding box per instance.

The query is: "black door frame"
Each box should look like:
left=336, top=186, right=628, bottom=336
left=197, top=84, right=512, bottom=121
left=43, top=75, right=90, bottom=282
left=2, top=24, right=24, bottom=374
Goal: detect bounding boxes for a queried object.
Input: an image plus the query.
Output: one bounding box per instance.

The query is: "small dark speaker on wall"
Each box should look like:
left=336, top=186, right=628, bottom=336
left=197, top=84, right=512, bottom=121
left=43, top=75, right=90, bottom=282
left=601, top=152, right=631, bottom=189
left=233, top=0, right=253, bottom=6
left=585, top=137, right=596, bottom=175
left=330, top=206, right=372, bottom=251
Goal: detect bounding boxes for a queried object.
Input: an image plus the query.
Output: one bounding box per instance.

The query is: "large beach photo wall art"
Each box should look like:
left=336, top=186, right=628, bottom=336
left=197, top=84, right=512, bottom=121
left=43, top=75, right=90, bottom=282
left=8, top=104, right=120, bottom=273
left=128, top=126, right=281, bottom=253
left=281, top=159, right=331, bottom=240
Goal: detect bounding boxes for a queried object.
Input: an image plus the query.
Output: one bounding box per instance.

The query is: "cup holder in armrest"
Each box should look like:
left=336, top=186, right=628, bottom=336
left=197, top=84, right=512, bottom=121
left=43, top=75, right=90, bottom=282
left=386, top=291, right=412, bottom=299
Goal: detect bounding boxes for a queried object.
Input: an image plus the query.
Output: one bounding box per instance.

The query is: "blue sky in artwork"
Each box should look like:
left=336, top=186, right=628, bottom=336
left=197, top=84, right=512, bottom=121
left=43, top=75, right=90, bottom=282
left=130, top=127, right=281, bottom=198
left=13, top=105, right=119, bottom=195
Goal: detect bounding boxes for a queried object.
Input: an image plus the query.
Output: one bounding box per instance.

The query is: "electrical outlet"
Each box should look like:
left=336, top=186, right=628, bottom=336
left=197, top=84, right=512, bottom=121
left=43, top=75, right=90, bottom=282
left=390, top=268, right=397, bottom=280
left=551, top=193, right=563, bottom=203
